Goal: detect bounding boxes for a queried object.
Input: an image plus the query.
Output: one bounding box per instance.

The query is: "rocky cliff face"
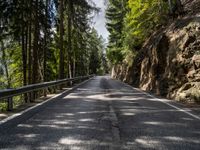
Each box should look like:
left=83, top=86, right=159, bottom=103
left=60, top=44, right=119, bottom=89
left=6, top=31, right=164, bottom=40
left=112, top=16, right=200, bottom=103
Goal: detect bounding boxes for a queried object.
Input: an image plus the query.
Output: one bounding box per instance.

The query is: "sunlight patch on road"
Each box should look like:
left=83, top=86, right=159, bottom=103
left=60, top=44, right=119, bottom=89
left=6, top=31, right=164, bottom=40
left=0, top=114, right=7, bottom=117
left=67, top=95, right=82, bottom=99
left=54, top=121, right=72, bottom=124
left=37, top=124, right=72, bottom=129
left=143, top=121, right=163, bottom=125
left=143, top=121, right=187, bottom=127
left=18, top=133, right=39, bottom=138
left=163, top=136, right=200, bottom=144
left=76, top=125, right=106, bottom=131
left=17, top=124, right=33, bottom=128
left=163, top=136, right=184, bottom=141
left=59, top=137, right=110, bottom=146
left=77, top=88, right=90, bottom=91
left=181, top=117, right=194, bottom=121
left=56, top=113, right=74, bottom=116
left=79, top=118, right=95, bottom=122
left=87, top=94, right=105, bottom=99
left=134, top=137, right=160, bottom=147
left=59, top=138, right=83, bottom=145
left=122, top=112, right=135, bottom=116
left=77, top=111, right=108, bottom=114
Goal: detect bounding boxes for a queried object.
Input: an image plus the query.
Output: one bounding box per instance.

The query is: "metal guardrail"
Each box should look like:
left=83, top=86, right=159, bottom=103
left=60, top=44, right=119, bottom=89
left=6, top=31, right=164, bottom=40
left=0, top=75, right=94, bottom=110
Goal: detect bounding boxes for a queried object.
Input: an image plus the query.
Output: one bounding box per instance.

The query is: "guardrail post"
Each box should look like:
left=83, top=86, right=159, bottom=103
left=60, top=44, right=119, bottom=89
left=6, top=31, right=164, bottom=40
left=43, top=88, right=47, bottom=97
left=29, top=92, right=34, bottom=103
left=81, top=76, right=84, bottom=82
left=53, top=86, right=56, bottom=93
left=7, top=97, right=13, bottom=111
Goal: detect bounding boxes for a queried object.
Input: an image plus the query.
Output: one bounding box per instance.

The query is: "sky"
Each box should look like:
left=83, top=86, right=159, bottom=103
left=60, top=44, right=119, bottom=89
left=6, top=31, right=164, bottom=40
left=91, top=0, right=109, bottom=42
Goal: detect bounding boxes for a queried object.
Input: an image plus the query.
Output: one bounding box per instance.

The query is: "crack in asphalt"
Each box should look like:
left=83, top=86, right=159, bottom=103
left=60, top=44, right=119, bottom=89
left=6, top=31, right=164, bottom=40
left=0, top=76, right=200, bottom=150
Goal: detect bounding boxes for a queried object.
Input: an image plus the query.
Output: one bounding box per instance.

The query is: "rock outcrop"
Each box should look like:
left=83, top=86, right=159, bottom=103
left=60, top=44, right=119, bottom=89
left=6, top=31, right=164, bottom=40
left=112, top=16, right=200, bottom=103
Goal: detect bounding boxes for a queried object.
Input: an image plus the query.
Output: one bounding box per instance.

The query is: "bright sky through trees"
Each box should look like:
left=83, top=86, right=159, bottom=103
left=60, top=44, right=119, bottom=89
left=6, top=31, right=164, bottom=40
left=92, top=0, right=109, bottom=42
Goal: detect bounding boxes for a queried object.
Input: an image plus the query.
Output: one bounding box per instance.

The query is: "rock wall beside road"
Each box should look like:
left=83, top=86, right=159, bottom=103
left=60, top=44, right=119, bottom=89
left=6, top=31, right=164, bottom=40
left=112, top=17, right=200, bottom=103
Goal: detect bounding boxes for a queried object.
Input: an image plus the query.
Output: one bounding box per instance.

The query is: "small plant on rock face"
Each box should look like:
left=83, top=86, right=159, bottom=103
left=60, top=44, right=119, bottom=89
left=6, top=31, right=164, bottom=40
left=191, top=89, right=200, bottom=103
left=193, top=95, right=200, bottom=103
left=196, top=50, right=200, bottom=55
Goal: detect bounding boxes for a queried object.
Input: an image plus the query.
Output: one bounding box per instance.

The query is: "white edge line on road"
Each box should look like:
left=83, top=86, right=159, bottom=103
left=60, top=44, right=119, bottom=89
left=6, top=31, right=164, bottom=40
left=123, top=83, right=200, bottom=121
left=0, top=77, right=95, bottom=125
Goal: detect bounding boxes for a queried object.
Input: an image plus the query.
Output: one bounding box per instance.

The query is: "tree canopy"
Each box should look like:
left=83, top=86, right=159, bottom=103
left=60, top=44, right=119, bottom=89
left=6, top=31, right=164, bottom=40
left=106, top=0, right=182, bottom=65
left=0, top=0, right=106, bottom=106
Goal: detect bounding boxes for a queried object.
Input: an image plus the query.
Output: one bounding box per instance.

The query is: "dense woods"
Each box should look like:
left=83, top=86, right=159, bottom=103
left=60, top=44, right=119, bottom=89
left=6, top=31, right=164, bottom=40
left=106, top=0, right=184, bottom=65
left=0, top=0, right=199, bottom=110
left=0, top=0, right=108, bottom=109
left=0, top=0, right=106, bottom=90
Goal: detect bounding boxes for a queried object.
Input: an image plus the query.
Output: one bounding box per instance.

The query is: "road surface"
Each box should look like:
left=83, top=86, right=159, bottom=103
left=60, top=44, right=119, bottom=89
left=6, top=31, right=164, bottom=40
left=0, top=76, right=200, bottom=150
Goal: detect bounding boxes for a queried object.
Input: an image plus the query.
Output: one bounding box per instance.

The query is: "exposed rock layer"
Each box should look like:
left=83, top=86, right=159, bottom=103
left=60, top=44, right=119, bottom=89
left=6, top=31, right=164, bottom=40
left=112, top=16, right=200, bottom=103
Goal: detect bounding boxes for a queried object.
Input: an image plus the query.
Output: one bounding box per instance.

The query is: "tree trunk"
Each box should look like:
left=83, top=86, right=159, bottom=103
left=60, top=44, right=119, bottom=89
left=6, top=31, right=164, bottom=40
left=28, top=0, right=33, bottom=102
left=168, top=0, right=173, bottom=14
left=1, top=41, right=11, bottom=88
left=33, top=0, right=39, bottom=84
left=43, top=0, right=48, bottom=96
left=59, top=0, right=64, bottom=80
left=73, top=30, right=77, bottom=77
left=68, top=0, right=73, bottom=79
left=73, top=48, right=76, bottom=77
left=22, top=22, right=27, bottom=87
left=28, top=0, right=32, bottom=86
left=32, top=0, right=39, bottom=100
left=175, top=0, right=183, bottom=13
left=21, top=2, right=28, bottom=102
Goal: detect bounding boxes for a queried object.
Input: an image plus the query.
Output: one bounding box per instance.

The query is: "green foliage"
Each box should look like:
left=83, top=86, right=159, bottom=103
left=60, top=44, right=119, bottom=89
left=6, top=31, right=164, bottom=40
left=191, top=88, right=200, bottom=103
left=106, top=0, right=169, bottom=65
left=124, top=0, right=168, bottom=49
left=0, top=0, right=107, bottom=111
left=8, top=43, right=23, bottom=88
left=106, top=47, right=124, bottom=64
left=0, top=96, right=25, bottom=111
left=46, top=38, right=60, bottom=80
left=106, top=0, right=128, bottom=64
left=0, top=41, right=22, bottom=89
left=87, top=28, right=106, bottom=74
left=0, top=102, right=7, bottom=111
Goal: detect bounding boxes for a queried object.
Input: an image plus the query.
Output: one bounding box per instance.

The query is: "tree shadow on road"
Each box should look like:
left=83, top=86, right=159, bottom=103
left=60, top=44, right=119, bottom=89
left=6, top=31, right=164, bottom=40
left=0, top=81, right=200, bottom=150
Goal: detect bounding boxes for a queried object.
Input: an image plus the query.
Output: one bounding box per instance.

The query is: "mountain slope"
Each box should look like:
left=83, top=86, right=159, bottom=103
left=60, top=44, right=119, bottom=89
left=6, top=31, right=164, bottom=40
left=112, top=0, right=200, bottom=103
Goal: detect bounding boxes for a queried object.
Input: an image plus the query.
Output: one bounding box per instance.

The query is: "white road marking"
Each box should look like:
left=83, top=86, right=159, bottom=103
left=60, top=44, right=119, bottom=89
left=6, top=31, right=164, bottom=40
left=0, top=77, right=95, bottom=125
left=0, top=92, right=64, bottom=125
left=133, top=87, right=200, bottom=121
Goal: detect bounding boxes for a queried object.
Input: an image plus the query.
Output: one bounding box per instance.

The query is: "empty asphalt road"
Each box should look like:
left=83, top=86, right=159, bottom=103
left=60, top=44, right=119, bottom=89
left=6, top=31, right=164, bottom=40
left=0, top=76, right=200, bottom=150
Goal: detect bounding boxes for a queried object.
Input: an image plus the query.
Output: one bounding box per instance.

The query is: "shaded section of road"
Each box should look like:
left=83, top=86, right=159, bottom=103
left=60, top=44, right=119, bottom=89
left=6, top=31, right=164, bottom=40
left=0, top=76, right=200, bottom=150
left=106, top=78, right=200, bottom=150
left=0, top=77, right=114, bottom=150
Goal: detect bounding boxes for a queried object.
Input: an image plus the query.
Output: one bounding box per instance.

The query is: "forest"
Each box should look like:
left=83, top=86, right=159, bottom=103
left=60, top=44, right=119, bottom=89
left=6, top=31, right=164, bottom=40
left=0, top=0, right=199, bottom=110
left=106, top=0, right=184, bottom=65
left=0, top=0, right=109, bottom=109
left=0, top=1, right=199, bottom=148
left=0, top=0, right=108, bottom=89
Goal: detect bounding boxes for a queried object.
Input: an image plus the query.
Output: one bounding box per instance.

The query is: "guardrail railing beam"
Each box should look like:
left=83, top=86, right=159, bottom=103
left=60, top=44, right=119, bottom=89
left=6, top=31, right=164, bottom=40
left=0, top=75, right=94, bottom=110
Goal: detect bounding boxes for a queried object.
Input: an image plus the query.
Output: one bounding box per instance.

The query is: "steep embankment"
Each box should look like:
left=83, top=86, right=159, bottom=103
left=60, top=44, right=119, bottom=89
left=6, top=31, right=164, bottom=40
left=112, top=1, right=200, bottom=103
